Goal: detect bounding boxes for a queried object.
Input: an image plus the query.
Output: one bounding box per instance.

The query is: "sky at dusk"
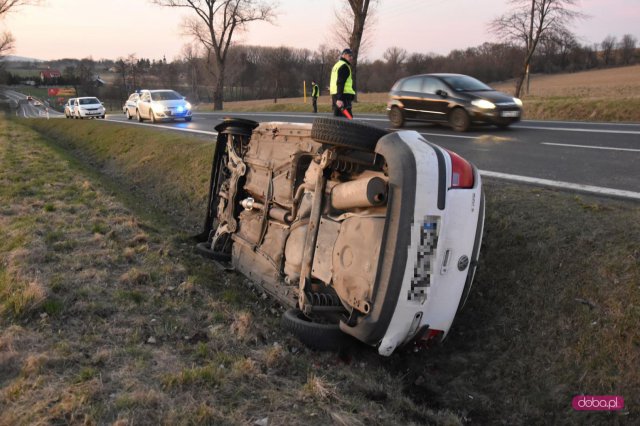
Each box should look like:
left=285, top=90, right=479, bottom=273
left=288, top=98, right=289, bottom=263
left=3, top=0, right=639, bottom=62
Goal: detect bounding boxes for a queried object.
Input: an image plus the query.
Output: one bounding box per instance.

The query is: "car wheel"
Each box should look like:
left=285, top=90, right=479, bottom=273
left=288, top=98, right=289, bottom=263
left=281, top=308, right=350, bottom=352
left=136, top=109, right=143, bottom=122
left=126, top=109, right=132, bottom=120
left=150, top=109, right=156, bottom=124
left=185, top=116, right=192, bottom=122
left=496, top=123, right=511, bottom=130
left=311, top=117, right=387, bottom=151
left=100, top=115, right=105, bottom=119
left=388, top=106, right=405, bottom=128
left=449, top=108, right=470, bottom=132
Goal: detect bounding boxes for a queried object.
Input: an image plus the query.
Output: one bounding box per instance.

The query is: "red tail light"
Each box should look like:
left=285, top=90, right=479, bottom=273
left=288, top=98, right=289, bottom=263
left=446, top=149, right=474, bottom=189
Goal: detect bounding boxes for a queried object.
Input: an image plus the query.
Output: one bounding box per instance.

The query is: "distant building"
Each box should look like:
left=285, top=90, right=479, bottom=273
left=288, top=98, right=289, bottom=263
left=40, top=69, right=62, bottom=83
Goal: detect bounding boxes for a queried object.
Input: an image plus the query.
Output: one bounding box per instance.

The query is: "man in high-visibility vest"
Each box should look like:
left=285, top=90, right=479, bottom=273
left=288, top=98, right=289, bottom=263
left=311, top=80, right=319, bottom=113
left=330, top=48, right=355, bottom=118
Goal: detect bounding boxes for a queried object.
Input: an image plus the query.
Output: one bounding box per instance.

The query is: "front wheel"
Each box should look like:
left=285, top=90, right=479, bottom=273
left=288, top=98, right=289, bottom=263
left=185, top=116, right=192, bottom=122
left=388, top=106, right=405, bottom=128
left=449, top=108, right=470, bottom=132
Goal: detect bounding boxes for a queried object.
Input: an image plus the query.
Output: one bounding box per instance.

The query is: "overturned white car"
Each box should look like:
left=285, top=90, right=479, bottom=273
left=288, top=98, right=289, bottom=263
left=197, top=118, right=484, bottom=356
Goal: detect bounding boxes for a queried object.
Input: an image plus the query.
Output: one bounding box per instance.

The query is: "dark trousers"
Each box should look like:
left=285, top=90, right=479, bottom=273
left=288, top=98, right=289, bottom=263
left=331, top=94, right=353, bottom=117
left=312, top=97, right=318, bottom=113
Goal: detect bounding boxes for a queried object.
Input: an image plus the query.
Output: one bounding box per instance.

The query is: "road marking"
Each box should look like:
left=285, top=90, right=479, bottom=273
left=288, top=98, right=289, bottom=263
left=103, top=118, right=218, bottom=136
left=542, top=142, right=640, bottom=152
left=515, top=125, right=640, bottom=135
left=418, top=132, right=476, bottom=140
left=481, top=170, right=640, bottom=201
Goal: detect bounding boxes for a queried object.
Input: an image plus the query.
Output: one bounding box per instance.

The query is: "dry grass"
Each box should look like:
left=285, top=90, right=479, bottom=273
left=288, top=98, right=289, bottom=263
left=7, top=117, right=640, bottom=424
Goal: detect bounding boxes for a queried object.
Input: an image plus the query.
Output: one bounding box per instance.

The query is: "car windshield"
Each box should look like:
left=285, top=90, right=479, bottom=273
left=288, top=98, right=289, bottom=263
left=441, top=75, right=492, bottom=92
left=79, top=98, right=100, bottom=105
left=151, top=91, right=182, bottom=101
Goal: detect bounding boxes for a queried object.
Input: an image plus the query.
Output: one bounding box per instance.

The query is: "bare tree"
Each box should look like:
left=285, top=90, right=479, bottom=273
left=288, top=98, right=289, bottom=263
left=618, top=34, right=636, bottom=65
left=0, top=0, right=40, bottom=58
left=489, top=0, right=584, bottom=97
left=600, top=35, right=617, bottom=66
left=333, top=0, right=377, bottom=99
left=152, top=0, right=277, bottom=110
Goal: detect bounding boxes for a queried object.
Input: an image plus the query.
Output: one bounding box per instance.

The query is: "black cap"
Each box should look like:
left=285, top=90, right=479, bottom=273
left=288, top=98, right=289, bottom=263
left=342, top=48, right=353, bottom=55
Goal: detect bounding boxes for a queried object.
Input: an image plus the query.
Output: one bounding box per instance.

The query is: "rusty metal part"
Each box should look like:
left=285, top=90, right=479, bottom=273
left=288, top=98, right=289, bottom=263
left=330, top=176, right=387, bottom=210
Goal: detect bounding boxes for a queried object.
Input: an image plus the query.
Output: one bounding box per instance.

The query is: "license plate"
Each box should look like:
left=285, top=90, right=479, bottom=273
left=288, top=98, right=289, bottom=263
left=501, top=110, right=520, bottom=117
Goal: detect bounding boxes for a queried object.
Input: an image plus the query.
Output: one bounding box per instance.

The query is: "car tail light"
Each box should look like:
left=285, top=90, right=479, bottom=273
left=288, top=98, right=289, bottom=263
left=446, top=149, right=474, bottom=189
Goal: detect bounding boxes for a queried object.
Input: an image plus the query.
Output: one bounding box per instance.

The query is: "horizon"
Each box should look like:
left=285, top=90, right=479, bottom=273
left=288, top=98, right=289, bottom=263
left=2, top=0, right=639, bottom=62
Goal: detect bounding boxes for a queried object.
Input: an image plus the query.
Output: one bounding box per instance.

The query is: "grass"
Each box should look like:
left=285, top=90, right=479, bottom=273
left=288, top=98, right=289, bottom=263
left=201, top=64, right=640, bottom=122
left=2, top=117, right=639, bottom=424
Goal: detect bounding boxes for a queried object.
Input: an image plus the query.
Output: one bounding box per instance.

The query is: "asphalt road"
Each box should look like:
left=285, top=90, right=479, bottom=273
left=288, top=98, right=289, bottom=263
left=3, top=87, right=638, bottom=200
left=104, top=110, right=640, bottom=200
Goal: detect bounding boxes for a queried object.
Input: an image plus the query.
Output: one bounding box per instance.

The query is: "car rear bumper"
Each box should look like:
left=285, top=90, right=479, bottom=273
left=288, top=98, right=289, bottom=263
left=338, top=131, right=483, bottom=356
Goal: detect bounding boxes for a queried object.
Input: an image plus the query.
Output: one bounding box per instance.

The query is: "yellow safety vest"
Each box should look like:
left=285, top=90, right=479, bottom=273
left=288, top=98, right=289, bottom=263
left=330, top=59, right=355, bottom=95
left=312, top=84, right=319, bottom=98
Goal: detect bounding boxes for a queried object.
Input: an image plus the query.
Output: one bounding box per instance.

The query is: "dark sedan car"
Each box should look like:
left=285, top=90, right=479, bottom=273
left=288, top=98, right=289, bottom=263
left=387, top=73, right=523, bottom=131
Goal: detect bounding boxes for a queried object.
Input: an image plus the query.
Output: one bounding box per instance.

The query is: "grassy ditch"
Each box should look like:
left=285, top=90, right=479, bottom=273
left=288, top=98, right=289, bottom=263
left=3, top=118, right=640, bottom=425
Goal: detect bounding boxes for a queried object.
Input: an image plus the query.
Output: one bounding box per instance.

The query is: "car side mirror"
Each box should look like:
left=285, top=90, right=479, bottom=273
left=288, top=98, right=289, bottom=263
left=436, top=89, right=448, bottom=98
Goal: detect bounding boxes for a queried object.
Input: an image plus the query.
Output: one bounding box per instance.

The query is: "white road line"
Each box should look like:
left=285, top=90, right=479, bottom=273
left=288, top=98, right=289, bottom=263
left=418, top=132, right=477, bottom=140
left=103, top=118, right=218, bottom=136
left=542, top=142, right=640, bottom=152
left=481, top=170, right=640, bottom=201
left=515, top=125, right=640, bottom=135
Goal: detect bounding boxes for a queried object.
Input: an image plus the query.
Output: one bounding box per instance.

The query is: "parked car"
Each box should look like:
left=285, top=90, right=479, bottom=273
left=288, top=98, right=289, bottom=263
left=123, top=92, right=140, bottom=120
left=26, top=95, right=33, bottom=101
left=64, top=98, right=77, bottom=118
left=387, top=73, right=523, bottom=131
left=135, top=89, right=192, bottom=123
left=73, top=97, right=106, bottom=119
left=196, top=117, right=485, bottom=356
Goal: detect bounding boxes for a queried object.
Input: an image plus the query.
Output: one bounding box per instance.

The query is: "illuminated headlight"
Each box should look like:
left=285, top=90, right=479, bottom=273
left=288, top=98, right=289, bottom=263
left=176, top=105, right=184, bottom=113
left=513, top=97, right=523, bottom=107
left=471, top=99, right=496, bottom=109
left=185, top=102, right=192, bottom=110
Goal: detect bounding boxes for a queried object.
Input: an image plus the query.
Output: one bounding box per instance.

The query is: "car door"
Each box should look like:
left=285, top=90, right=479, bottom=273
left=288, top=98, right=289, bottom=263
left=395, top=76, right=427, bottom=120
left=419, top=77, right=451, bottom=122
left=138, top=92, right=151, bottom=118
left=73, top=99, right=80, bottom=117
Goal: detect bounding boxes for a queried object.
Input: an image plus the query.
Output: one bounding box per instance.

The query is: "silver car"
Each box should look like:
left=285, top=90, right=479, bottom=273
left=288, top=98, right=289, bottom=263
left=135, top=90, right=192, bottom=123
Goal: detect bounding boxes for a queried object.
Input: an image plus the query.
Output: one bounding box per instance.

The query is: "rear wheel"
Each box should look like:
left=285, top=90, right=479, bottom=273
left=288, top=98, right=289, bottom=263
left=281, top=308, right=349, bottom=352
left=311, top=117, right=387, bottom=151
left=388, top=106, right=405, bottom=128
left=449, top=108, right=470, bottom=132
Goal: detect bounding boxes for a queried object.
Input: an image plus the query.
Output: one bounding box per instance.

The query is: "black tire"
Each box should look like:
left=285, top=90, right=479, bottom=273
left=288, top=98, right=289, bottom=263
left=388, top=106, right=405, bottom=128
left=281, top=308, right=349, bottom=352
left=449, top=108, right=470, bottom=132
left=195, top=242, right=231, bottom=261
left=496, top=122, right=511, bottom=130
left=185, top=116, right=192, bottom=122
left=311, top=117, right=387, bottom=151
left=136, top=109, right=143, bottom=122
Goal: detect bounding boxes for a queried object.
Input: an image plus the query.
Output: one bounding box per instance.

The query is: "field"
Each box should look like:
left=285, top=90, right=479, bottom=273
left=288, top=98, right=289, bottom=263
left=204, top=65, right=640, bottom=122
left=1, top=117, right=638, bottom=425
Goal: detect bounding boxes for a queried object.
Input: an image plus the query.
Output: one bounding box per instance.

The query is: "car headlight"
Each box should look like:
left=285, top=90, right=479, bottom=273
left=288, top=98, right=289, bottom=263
left=471, top=99, right=496, bottom=109
left=185, top=102, right=192, bottom=110
left=513, top=97, right=523, bottom=107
